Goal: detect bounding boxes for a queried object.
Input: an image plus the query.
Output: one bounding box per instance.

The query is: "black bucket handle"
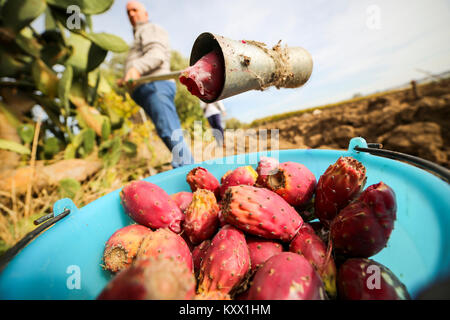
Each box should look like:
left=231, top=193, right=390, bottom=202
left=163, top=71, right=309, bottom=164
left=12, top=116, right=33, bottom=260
left=354, top=143, right=450, bottom=183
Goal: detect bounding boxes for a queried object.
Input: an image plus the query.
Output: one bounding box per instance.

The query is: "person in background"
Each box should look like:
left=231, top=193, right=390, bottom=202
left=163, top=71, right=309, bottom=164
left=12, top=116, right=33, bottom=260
left=200, top=100, right=226, bottom=146
left=118, top=1, right=194, bottom=168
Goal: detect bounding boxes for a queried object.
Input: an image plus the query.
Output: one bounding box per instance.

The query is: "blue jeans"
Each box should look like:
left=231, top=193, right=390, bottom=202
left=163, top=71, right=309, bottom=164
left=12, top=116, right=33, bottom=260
left=207, top=114, right=224, bottom=146
left=131, top=81, right=194, bottom=168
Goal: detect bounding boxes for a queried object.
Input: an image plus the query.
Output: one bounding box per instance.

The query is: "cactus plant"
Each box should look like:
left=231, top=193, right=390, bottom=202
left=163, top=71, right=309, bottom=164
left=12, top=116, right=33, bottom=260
left=0, top=0, right=129, bottom=164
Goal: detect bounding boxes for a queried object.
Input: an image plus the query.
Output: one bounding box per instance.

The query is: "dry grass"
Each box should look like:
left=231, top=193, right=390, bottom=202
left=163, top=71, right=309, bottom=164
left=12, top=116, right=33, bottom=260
left=0, top=126, right=279, bottom=255
left=0, top=142, right=172, bottom=256
left=0, top=159, right=168, bottom=255
left=0, top=185, right=60, bottom=254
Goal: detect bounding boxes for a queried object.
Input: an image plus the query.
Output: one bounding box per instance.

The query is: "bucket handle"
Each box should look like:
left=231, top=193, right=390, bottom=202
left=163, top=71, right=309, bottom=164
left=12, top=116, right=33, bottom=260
left=0, top=207, right=71, bottom=271
left=353, top=143, right=450, bottom=183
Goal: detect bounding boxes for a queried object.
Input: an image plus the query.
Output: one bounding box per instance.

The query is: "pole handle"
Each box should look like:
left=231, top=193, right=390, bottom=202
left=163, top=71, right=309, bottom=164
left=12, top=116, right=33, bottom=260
left=128, top=70, right=182, bottom=86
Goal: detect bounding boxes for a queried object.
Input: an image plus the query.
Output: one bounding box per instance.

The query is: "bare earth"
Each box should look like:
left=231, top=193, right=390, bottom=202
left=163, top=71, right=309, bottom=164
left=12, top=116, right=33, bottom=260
left=253, top=79, right=450, bottom=169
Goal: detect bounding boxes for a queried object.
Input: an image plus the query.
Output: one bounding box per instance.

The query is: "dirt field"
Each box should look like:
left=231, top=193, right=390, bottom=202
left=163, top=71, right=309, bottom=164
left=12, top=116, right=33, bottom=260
left=253, top=79, right=450, bottom=169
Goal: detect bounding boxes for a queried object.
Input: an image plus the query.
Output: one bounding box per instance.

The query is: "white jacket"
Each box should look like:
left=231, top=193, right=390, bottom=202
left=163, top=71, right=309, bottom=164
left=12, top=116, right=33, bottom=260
left=200, top=101, right=226, bottom=118
left=125, top=21, right=173, bottom=79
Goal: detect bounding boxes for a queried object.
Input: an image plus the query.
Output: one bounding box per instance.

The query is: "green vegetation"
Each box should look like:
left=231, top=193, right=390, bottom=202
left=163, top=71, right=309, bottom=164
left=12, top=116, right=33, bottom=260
left=0, top=0, right=154, bottom=253
left=225, top=117, right=247, bottom=130
left=0, top=0, right=135, bottom=164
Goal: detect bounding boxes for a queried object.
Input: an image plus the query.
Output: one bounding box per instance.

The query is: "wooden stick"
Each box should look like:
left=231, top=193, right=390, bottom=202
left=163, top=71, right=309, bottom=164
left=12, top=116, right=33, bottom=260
left=128, top=70, right=181, bottom=86
left=24, top=117, right=41, bottom=218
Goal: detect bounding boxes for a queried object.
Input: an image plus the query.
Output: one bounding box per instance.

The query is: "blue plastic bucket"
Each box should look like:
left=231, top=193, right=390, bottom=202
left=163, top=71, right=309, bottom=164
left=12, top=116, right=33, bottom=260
left=0, top=137, right=449, bottom=299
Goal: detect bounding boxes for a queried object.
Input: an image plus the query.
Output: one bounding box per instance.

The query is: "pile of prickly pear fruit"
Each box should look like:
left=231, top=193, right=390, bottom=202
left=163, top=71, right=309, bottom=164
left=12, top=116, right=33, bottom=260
left=97, top=156, right=410, bottom=300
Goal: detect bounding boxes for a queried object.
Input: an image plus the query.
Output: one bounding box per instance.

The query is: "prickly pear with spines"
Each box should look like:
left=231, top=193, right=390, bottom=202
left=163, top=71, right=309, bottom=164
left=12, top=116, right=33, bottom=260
left=219, top=166, right=258, bottom=198
left=247, top=252, right=327, bottom=300
left=221, top=185, right=303, bottom=242
left=315, top=156, right=367, bottom=227
left=120, top=180, right=184, bottom=233
left=289, top=223, right=337, bottom=298
left=357, top=181, right=397, bottom=235
left=136, top=228, right=193, bottom=272
left=183, top=189, right=220, bottom=245
left=246, top=236, right=283, bottom=272
left=197, top=225, right=251, bottom=295
left=330, top=182, right=397, bottom=258
left=179, top=49, right=224, bottom=101
left=337, top=258, right=410, bottom=300
left=97, top=256, right=196, bottom=300
left=186, top=167, right=220, bottom=199
left=102, top=224, right=152, bottom=273
left=266, top=161, right=316, bottom=207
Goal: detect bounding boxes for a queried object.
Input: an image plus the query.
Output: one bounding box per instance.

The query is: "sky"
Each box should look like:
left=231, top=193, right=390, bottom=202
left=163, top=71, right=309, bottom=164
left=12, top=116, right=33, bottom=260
left=63, top=0, right=450, bottom=122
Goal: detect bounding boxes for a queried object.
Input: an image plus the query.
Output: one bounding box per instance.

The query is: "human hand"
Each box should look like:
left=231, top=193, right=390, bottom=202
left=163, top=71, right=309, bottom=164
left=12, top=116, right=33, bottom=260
left=124, top=67, right=141, bottom=84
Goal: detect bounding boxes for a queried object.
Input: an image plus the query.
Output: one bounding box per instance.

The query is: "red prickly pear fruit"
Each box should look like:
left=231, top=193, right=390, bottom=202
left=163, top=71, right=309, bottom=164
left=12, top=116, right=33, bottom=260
left=220, top=170, right=232, bottom=183
left=120, top=180, right=184, bottom=233
left=194, top=291, right=231, bottom=300
left=358, top=181, right=397, bottom=235
left=171, top=191, right=193, bottom=213
left=221, top=185, right=303, bottom=242
left=337, top=258, right=410, bottom=300
left=219, top=166, right=258, bottom=198
left=330, top=182, right=397, bottom=258
left=103, top=224, right=152, bottom=273
left=179, top=49, right=224, bottom=101
left=186, top=167, right=220, bottom=198
left=246, top=236, right=283, bottom=272
left=315, top=156, right=367, bottom=227
left=183, top=189, right=220, bottom=245
left=289, top=223, right=337, bottom=298
left=266, top=161, right=316, bottom=207
left=97, top=257, right=196, bottom=300
left=256, top=156, right=279, bottom=187
left=330, top=202, right=376, bottom=257
left=192, top=239, right=211, bottom=274
left=198, top=225, right=251, bottom=295
left=136, top=228, right=194, bottom=272
left=247, top=252, right=327, bottom=300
